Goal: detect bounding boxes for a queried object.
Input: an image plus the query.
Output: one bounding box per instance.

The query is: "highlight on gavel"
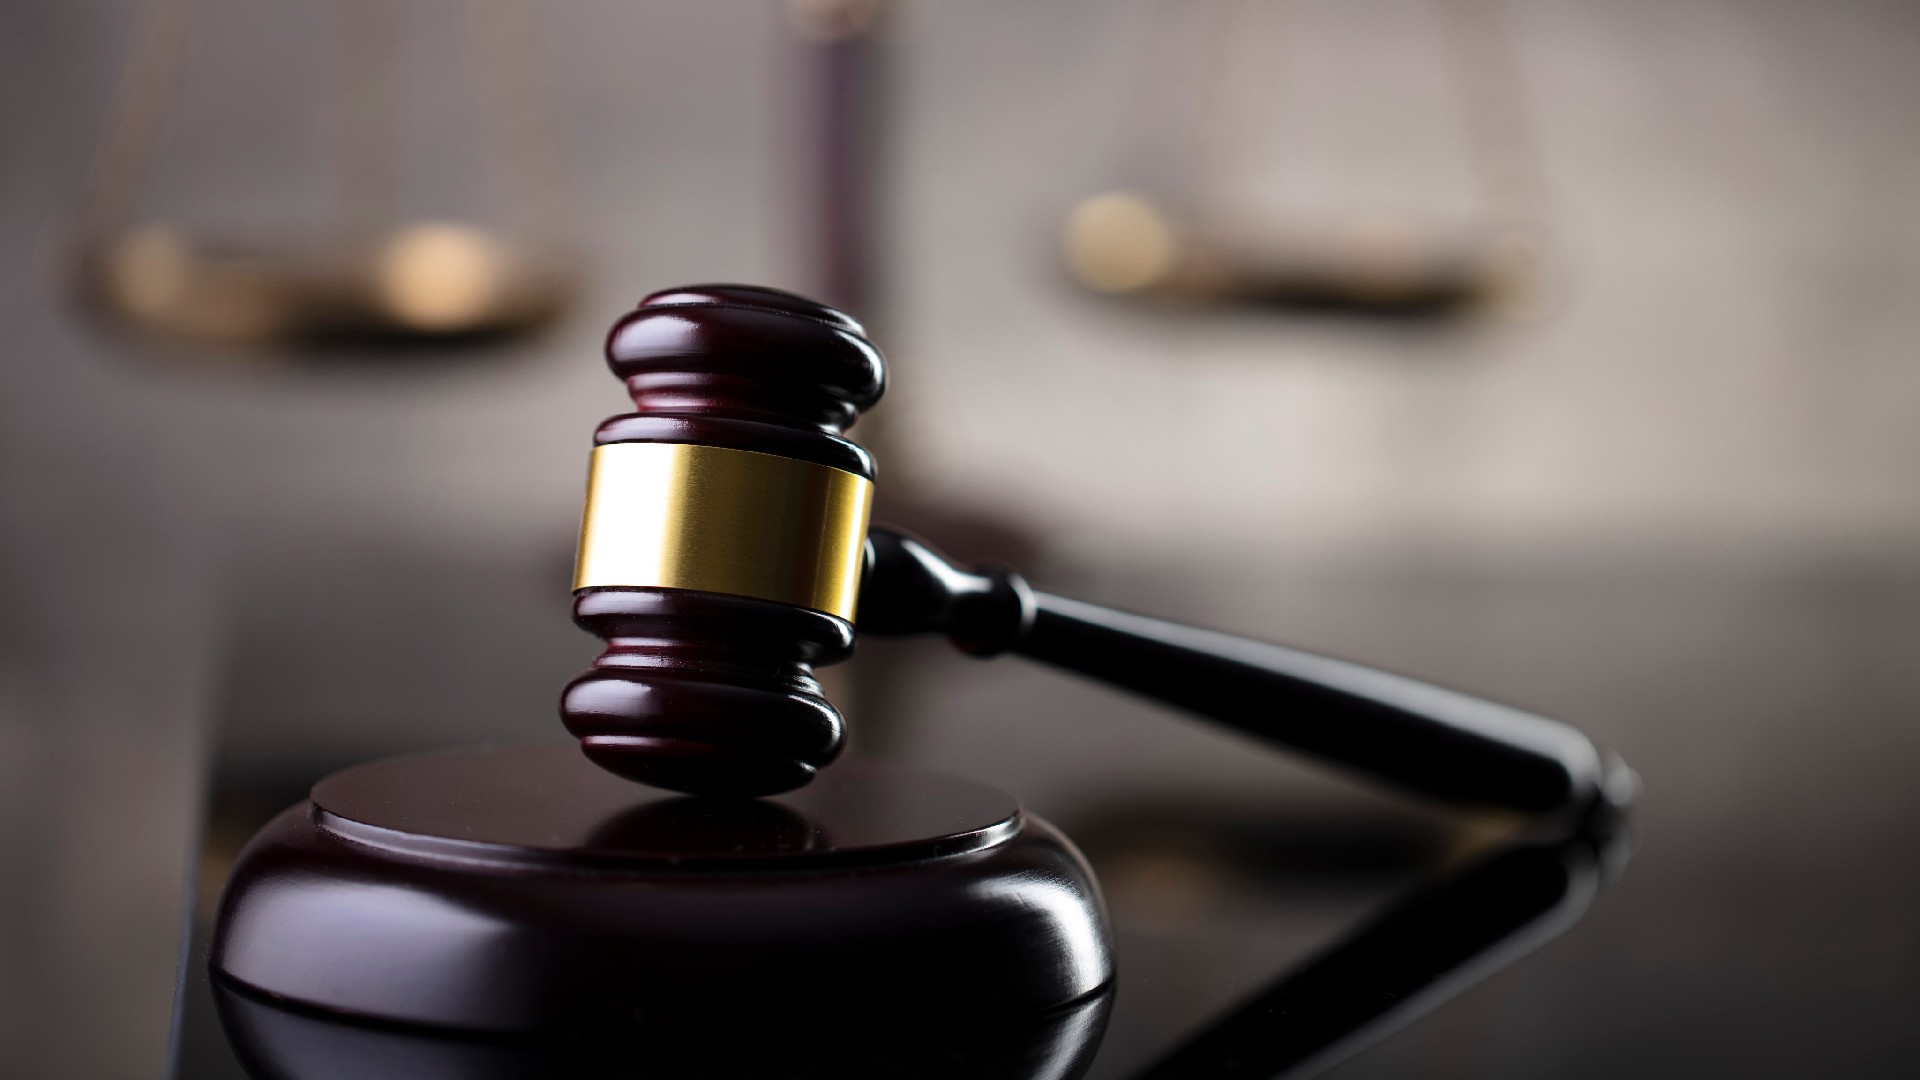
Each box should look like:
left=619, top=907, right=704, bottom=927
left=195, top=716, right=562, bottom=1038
left=563, top=283, right=1630, bottom=819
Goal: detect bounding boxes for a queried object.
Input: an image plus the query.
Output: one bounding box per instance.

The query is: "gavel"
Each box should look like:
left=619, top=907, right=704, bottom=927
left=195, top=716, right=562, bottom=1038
left=208, top=282, right=1628, bottom=1053
left=562, top=283, right=1619, bottom=818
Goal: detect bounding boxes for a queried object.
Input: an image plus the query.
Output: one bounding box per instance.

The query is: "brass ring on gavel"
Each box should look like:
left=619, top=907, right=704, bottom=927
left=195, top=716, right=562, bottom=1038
left=573, top=443, right=873, bottom=621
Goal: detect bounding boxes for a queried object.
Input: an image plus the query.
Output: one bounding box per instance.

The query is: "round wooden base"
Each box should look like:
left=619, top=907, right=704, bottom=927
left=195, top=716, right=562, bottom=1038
left=210, top=745, right=1112, bottom=1041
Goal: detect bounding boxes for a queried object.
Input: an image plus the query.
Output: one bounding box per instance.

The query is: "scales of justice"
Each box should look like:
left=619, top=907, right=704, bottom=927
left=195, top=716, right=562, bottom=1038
left=207, top=283, right=1633, bottom=1078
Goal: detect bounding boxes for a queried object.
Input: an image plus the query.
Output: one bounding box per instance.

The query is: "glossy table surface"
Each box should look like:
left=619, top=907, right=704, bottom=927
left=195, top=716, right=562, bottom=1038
left=164, top=552, right=1920, bottom=1079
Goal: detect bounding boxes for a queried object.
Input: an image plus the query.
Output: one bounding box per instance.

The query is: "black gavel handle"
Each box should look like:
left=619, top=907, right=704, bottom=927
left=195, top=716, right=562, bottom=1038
left=859, top=528, right=1618, bottom=819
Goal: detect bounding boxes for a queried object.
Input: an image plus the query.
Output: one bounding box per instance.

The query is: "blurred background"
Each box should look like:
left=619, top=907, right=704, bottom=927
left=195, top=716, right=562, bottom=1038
left=3, top=0, right=1918, bottom=1077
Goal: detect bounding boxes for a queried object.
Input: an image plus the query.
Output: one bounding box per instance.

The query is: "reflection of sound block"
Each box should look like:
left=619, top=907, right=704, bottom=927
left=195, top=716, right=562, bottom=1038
left=211, top=745, right=1111, bottom=1039
left=212, top=974, right=1113, bottom=1080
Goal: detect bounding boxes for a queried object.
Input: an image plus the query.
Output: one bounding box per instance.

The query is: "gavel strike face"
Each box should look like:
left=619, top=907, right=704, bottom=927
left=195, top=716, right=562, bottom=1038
left=565, top=284, right=1626, bottom=819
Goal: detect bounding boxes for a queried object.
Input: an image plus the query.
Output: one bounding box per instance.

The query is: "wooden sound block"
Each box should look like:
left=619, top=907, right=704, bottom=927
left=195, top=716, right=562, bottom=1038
left=210, top=745, right=1112, bottom=1041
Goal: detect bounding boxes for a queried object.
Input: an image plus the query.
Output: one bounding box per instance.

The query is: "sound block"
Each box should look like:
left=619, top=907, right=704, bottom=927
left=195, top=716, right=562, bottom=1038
left=210, top=745, right=1112, bottom=1039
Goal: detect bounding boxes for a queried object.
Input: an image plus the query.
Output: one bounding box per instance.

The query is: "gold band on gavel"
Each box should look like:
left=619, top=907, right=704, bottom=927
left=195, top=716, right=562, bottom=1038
left=572, top=443, right=873, bottom=621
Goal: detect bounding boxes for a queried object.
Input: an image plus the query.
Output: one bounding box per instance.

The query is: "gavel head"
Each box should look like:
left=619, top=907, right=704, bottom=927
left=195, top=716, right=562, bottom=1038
left=561, top=284, right=884, bottom=796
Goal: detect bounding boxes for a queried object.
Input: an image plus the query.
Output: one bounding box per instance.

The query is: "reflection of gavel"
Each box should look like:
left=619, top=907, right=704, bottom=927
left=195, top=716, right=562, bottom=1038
left=564, top=284, right=1615, bottom=816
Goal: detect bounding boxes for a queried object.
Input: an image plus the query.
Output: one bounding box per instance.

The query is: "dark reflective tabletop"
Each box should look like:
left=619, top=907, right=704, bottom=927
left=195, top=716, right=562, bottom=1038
left=164, top=555, right=1920, bottom=1079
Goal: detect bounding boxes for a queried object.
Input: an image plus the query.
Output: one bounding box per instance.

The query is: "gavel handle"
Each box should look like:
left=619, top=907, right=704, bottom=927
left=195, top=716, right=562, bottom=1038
left=859, top=528, right=1619, bottom=819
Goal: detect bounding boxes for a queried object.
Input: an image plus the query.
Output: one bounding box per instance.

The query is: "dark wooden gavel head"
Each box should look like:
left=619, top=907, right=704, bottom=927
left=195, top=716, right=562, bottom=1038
left=561, top=284, right=884, bottom=796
